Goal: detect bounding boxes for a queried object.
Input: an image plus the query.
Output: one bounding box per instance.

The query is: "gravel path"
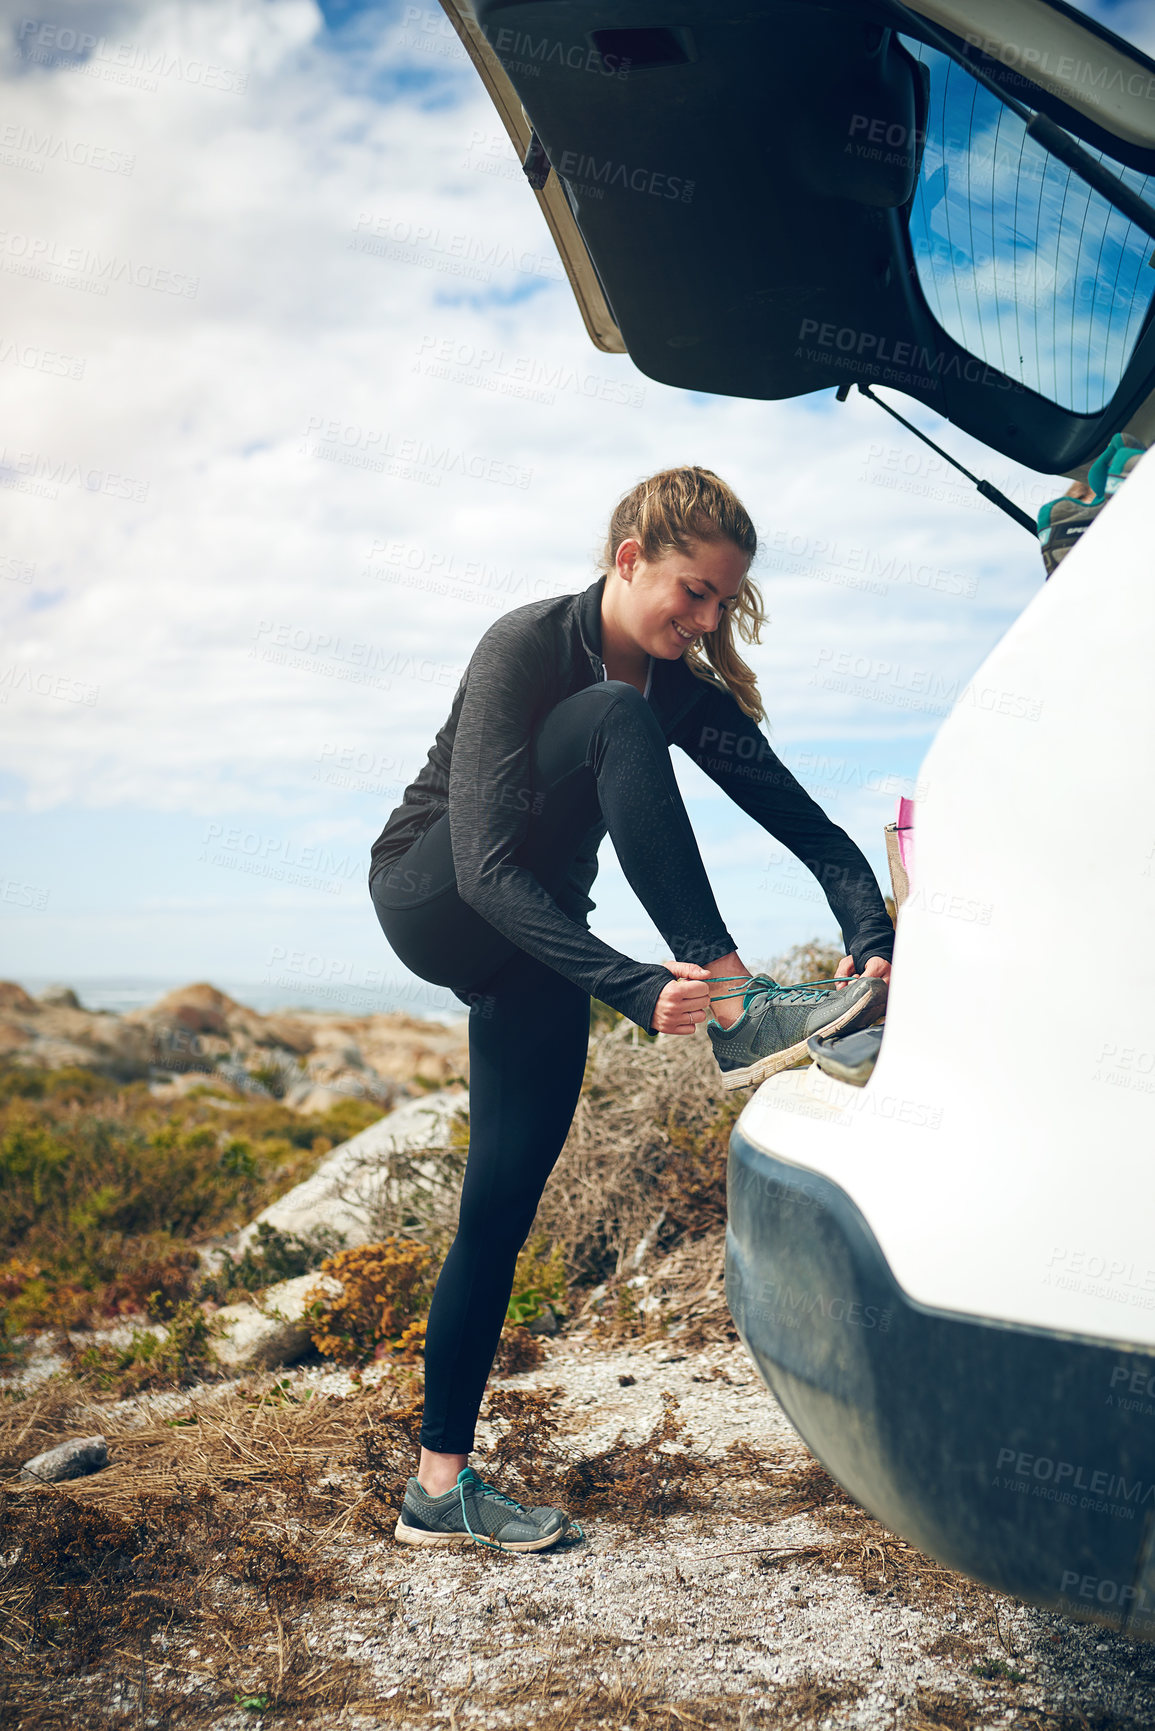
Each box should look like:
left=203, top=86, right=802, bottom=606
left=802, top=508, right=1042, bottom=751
left=271, top=1334, right=1155, bottom=1729
left=10, top=1331, right=1155, bottom=1727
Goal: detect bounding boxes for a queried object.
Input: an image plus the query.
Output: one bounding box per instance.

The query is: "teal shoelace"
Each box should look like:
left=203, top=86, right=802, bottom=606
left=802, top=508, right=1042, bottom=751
left=706, top=976, right=848, bottom=1003
left=705, top=973, right=850, bottom=1028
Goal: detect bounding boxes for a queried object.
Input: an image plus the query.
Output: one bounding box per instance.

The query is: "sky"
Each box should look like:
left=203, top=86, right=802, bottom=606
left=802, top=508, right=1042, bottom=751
left=1, top=0, right=1151, bottom=1017
left=905, top=38, right=1155, bottom=414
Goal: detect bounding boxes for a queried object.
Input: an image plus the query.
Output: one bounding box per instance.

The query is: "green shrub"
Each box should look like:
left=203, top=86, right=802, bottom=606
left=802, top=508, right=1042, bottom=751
left=197, top=1222, right=345, bottom=1304
left=0, top=1064, right=385, bottom=1326
left=506, top=1236, right=567, bottom=1328
left=308, top=1095, right=383, bottom=1145
left=65, top=1300, right=217, bottom=1395
left=0, top=1066, right=116, bottom=1106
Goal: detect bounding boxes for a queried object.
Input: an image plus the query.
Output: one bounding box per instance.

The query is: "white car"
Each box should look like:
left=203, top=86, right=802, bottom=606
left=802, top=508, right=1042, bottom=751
left=443, top=0, right=1155, bottom=1634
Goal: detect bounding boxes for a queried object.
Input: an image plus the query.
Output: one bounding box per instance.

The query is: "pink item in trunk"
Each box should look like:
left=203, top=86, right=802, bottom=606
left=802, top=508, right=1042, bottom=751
left=895, top=796, right=916, bottom=887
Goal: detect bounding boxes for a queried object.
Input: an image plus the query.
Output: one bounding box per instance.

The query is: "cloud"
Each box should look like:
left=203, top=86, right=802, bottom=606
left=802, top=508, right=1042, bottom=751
left=0, top=0, right=1074, bottom=984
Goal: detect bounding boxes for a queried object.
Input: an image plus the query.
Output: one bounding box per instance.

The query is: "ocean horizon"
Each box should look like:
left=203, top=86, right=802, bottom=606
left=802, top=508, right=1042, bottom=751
left=11, top=975, right=467, bottom=1025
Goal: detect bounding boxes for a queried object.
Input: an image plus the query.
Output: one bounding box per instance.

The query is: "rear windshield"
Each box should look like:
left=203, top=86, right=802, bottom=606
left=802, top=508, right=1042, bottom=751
left=902, top=38, right=1155, bottom=415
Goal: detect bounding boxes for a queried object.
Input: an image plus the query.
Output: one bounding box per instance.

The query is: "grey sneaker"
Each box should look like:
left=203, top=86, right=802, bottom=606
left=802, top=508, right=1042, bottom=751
left=707, top=974, right=887, bottom=1092
left=394, top=1467, right=570, bottom=1553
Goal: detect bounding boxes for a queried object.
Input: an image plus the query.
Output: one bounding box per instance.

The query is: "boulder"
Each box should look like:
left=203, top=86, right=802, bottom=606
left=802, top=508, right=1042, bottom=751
left=20, top=1435, right=108, bottom=1483
left=232, top=1088, right=467, bottom=1253
left=138, top=982, right=240, bottom=1036
left=12, top=1036, right=100, bottom=1069
left=0, top=981, right=38, bottom=1013
left=42, top=1008, right=153, bottom=1068
left=308, top=1034, right=367, bottom=1072
left=253, top=1015, right=315, bottom=1056
left=356, top=1013, right=469, bottom=1086
left=211, top=1272, right=340, bottom=1370
left=37, top=985, right=82, bottom=1009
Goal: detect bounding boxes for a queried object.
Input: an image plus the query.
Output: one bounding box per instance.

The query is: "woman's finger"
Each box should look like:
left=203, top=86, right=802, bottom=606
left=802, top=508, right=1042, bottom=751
left=651, top=973, right=715, bottom=1035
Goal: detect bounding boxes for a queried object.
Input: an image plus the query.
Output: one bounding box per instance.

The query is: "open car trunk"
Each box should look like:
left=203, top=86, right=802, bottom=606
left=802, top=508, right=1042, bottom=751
left=440, top=0, right=1155, bottom=474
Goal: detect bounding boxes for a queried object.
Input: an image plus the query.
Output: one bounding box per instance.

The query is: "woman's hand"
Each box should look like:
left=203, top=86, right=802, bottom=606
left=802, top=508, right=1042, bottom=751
left=835, top=954, right=892, bottom=987
left=650, top=961, right=713, bottom=1035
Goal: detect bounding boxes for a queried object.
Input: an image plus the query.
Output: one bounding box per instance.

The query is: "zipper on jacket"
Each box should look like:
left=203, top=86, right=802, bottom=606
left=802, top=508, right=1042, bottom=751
left=575, top=579, right=608, bottom=685
left=576, top=601, right=606, bottom=683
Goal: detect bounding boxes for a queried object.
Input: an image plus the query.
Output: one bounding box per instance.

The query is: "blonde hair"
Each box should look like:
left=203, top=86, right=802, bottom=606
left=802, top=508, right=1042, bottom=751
left=599, top=465, right=766, bottom=722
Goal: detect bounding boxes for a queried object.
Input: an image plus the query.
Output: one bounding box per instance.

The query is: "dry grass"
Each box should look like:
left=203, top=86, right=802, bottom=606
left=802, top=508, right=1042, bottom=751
left=641, top=1230, right=734, bottom=1347
left=530, top=1021, right=740, bottom=1290
left=0, top=1375, right=410, bottom=1726
left=1, top=1372, right=424, bottom=1512
left=1, top=1373, right=800, bottom=1726
left=729, top=1454, right=996, bottom=1621
left=477, top=1384, right=717, bottom=1526
left=3, top=1364, right=1151, bottom=1730
left=436, top=1666, right=866, bottom=1729
left=492, top=1324, right=546, bottom=1377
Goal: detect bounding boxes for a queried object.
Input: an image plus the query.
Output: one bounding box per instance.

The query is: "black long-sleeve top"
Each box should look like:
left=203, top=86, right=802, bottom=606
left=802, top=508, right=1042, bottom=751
left=369, top=575, right=895, bottom=1031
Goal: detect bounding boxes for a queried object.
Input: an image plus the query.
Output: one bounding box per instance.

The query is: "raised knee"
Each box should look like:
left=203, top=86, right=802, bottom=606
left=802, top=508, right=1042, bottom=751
left=602, top=679, right=648, bottom=706
left=598, top=681, right=657, bottom=728
left=550, top=680, right=650, bottom=725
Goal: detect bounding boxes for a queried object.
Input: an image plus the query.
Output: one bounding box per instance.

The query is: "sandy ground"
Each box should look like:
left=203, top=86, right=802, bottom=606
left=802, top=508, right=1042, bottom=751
left=9, top=1329, right=1155, bottom=1728
left=182, top=1333, right=1155, bottom=1730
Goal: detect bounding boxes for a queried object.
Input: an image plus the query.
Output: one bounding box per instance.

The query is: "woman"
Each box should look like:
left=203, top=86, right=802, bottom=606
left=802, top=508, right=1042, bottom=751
left=368, top=467, right=894, bottom=1552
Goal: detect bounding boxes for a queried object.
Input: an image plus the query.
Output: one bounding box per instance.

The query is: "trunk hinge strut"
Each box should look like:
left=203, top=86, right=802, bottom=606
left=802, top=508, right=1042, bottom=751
left=837, top=381, right=1039, bottom=536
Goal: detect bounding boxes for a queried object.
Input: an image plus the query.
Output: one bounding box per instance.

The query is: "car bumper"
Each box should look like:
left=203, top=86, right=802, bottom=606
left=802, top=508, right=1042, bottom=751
left=726, top=1122, right=1155, bottom=1637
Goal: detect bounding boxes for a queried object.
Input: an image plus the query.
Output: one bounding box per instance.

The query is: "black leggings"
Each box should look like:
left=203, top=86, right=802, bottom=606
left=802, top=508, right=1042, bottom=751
left=370, top=681, right=736, bottom=1453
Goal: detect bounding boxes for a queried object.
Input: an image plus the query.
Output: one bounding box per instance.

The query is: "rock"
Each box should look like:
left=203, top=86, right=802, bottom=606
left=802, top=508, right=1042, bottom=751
left=527, top=1307, right=560, bottom=1336
left=0, top=1003, right=156, bottom=1077
left=141, top=982, right=240, bottom=1035
left=286, top=1071, right=397, bottom=1116
left=232, top=1089, right=467, bottom=1253
left=290, top=1084, right=363, bottom=1115
left=20, top=1434, right=108, bottom=1483
left=212, top=1273, right=340, bottom=1370
left=309, top=1039, right=366, bottom=1072
left=37, top=985, right=82, bottom=1009
left=0, top=981, right=39, bottom=1012
left=45, top=1009, right=154, bottom=1070
left=355, top=1014, right=469, bottom=1088
left=255, top=1015, right=315, bottom=1056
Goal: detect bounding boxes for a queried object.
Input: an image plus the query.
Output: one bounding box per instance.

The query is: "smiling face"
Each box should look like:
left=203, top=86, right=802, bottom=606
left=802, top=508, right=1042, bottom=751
left=606, top=535, right=750, bottom=663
